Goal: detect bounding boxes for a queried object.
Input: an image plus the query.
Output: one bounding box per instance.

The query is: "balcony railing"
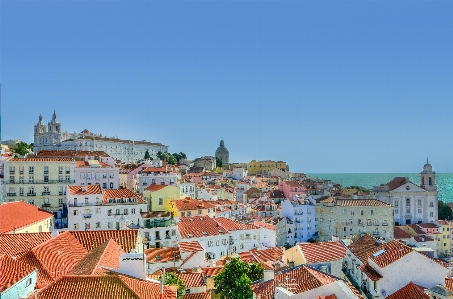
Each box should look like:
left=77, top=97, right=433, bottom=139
left=42, top=203, right=51, bottom=208
left=83, top=214, right=92, bottom=218
left=27, top=193, right=36, bottom=196
left=7, top=192, right=16, bottom=196
left=4, top=180, right=75, bottom=185
left=42, top=192, right=51, bottom=195
left=144, top=219, right=176, bottom=229
left=9, top=171, right=15, bottom=174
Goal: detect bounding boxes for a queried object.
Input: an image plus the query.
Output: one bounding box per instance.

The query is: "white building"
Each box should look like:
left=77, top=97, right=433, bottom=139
left=372, top=160, right=438, bottom=225
left=67, top=185, right=147, bottom=230
left=137, top=166, right=181, bottom=194
left=232, top=167, right=248, bottom=180
left=34, top=112, right=168, bottom=163
left=0, top=255, right=38, bottom=299
left=75, top=160, right=119, bottom=190
left=280, top=198, right=316, bottom=244
left=177, top=182, right=196, bottom=198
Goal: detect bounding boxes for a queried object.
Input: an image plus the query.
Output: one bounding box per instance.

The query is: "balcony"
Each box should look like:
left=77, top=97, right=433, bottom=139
left=27, top=193, right=36, bottom=196
left=83, top=214, right=92, bottom=218
left=155, top=236, right=161, bottom=240
left=7, top=192, right=16, bottom=196
left=9, top=171, right=15, bottom=174
left=144, top=219, right=176, bottom=229
left=5, top=179, right=75, bottom=184
left=29, top=171, right=34, bottom=174
left=42, top=192, right=51, bottom=196
left=42, top=203, right=51, bottom=208
left=382, top=222, right=388, bottom=226
left=372, top=231, right=380, bottom=236
left=59, top=192, right=64, bottom=195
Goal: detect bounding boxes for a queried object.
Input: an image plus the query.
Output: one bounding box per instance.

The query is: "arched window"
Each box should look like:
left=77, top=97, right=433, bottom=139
left=406, top=198, right=411, bottom=206
left=110, top=182, right=114, bottom=189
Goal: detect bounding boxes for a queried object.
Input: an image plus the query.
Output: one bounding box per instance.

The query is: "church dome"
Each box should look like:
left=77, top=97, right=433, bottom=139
left=215, top=140, right=229, bottom=164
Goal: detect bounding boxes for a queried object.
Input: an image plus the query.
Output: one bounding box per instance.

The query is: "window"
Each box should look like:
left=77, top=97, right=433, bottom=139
left=29, top=166, right=34, bottom=174
left=110, top=182, right=113, bottom=189
left=59, top=198, right=64, bottom=205
left=26, top=277, right=32, bottom=287
left=58, top=166, right=63, bottom=174
left=351, top=211, right=354, bottom=216
left=108, top=209, right=112, bottom=216
left=110, top=172, right=114, bottom=178
left=116, top=209, right=120, bottom=215
left=74, top=223, right=79, bottom=230
left=159, top=198, right=163, bottom=205
left=65, top=176, right=70, bottom=183
left=418, top=200, right=422, bottom=207
left=131, top=208, right=135, bottom=214
left=370, top=210, right=374, bottom=215
left=108, top=222, right=113, bottom=228
left=394, top=200, right=399, bottom=207
left=103, top=183, right=107, bottom=189
left=87, top=173, right=92, bottom=180
left=96, top=222, right=101, bottom=228
left=81, top=173, right=85, bottom=179
left=395, top=209, right=399, bottom=214
left=198, top=209, right=202, bottom=215
left=96, top=208, right=101, bottom=214
left=172, top=229, right=176, bottom=236
left=208, top=241, right=213, bottom=247
left=95, top=173, right=100, bottom=180
left=44, top=166, right=49, bottom=174
left=85, top=223, right=90, bottom=230
left=430, top=212, right=434, bottom=217
left=429, top=202, right=434, bottom=208
left=65, top=166, right=70, bottom=174
left=418, top=209, right=422, bottom=214
left=222, top=239, right=227, bottom=245
left=124, top=209, right=128, bottom=215
left=181, top=212, right=185, bottom=217
left=360, top=210, right=364, bottom=216
left=103, top=173, right=107, bottom=179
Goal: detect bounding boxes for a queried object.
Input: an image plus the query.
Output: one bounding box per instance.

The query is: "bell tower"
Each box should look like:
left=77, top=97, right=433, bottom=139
left=420, top=158, right=437, bottom=191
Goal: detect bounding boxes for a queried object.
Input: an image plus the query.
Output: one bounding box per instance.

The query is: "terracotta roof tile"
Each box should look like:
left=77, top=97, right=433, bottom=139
left=359, top=263, right=382, bottom=281
left=178, top=216, right=229, bottom=239
left=10, top=157, right=74, bottom=162
left=298, top=242, right=346, bottom=263
left=18, top=231, right=88, bottom=288
left=0, top=254, right=36, bottom=292
left=446, top=276, right=453, bottom=292
left=0, top=232, right=51, bottom=258
left=145, top=247, right=181, bottom=263
left=69, top=185, right=102, bottom=196
left=103, top=189, right=144, bottom=203
left=66, top=230, right=139, bottom=253
left=368, top=240, right=412, bottom=268
left=175, top=198, right=216, bottom=211
left=177, top=272, right=205, bottom=287
left=70, top=239, right=124, bottom=276
left=214, top=217, right=258, bottom=231
left=179, top=241, right=204, bottom=253
left=393, top=227, right=412, bottom=239
left=386, top=282, right=429, bottom=299
left=32, top=274, right=177, bottom=299
left=145, top=184, right=168, bottom=192
left=0, top=201, right=54, bottom=233
left=347, top=234, right=381, bottom=263
left=201, top=267, right=224, bottom=277
left=384, top=177, right=409, bottom=191
left=183, top=292, right=211, bottom=299
left=339, top=199, right=392, bottom=207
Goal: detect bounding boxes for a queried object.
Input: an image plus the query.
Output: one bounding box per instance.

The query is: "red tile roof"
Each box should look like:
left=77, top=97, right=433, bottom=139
left=69, top=185, right=102, bottom=196
left=446, top=276, right=453, bottom=292
left=145, top=184, right=168, bottom=192
left=179, top=241, right=204, bottom=253
left=386, top=282, right=429, bottom=299
left=103, top=189, right=144, bottom=203
left=339, top=199, right=392, bottom=207
left=0, top=232, right=51, bottom=258
left=359, top=263, right=382, bottom=281
left=297, top=242, right=346, bottom=263
left=183, top=292, right=211, bottom=299
left=347, top=234, right=381, bottom=263
left=178, top=216, right=229, bottom=239
left=368, top=240, right=412, bottom=268
left=10, top=157, right=74, bottom=162
left=18, top=231, right=88, bottom=288
left=394, top=227, right=412, bottom=239
left=0, top=254, right=36, bottom=292
left=70, top=239, right=124, bottom=276
left=417, top=222, right=439, bottom=229
left=177, top=272, right=205, bottom=287
left=175, top=198, right=215, bottom=211
left=32, top=274, right=177, bottom=299
left=385, top=177, right=409, bottom=191
left=201, top=267, right=224, bottom=277
left=145, top=247, right=181, bottom=263
left=214, top=217, right=258, bottom=231
left=65, top=230, right=139, bottom=254
left=0, top=201, right=54, bottom=233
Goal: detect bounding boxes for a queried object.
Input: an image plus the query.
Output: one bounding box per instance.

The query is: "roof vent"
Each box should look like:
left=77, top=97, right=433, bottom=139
left=202, top=231, right=207, bottom=235
left=372, top=249, right=386, bottom=258
left=188, top=234, right=193, bottom=238
left=82, top=186, right=87, bottom=192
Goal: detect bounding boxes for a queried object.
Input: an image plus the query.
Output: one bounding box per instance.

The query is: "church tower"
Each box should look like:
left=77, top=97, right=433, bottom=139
left=420, top=158, right=437, bottom=191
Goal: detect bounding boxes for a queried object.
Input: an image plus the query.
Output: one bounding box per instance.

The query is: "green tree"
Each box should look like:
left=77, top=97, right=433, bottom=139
left=216, top=157, right=223, bottom=168
left=144, top=150, right=151, bottom=160
left=214, top=257, right=264, bottom=299
left=13, top=141, right=32, bottom=156
left=160, top=272, right=186, bottom=299
left=438, top=200, right=453, bottom=220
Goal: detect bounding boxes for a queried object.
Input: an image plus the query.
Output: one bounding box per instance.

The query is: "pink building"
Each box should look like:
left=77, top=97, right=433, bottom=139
left=278, top=180, right=306, bottom=200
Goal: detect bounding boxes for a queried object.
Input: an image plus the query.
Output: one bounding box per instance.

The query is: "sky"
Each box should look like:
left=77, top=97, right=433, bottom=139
left=1, top=0, right=453, bottom=173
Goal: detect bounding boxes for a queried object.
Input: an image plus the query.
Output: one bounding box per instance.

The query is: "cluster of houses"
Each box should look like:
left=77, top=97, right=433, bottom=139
left=1, top=115, right=452, bottom=298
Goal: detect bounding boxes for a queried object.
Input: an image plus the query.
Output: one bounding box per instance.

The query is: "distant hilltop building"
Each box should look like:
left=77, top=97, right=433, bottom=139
left=247, top=159, right=288, bottom=175
left=372, top=159, right=438, bottom=225
left=34, top=111, right=168, bottom=163
left=215, top=140, right=229, bottom=164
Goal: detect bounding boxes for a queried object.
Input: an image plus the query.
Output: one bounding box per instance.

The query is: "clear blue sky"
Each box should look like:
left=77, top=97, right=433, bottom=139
left=1, top=1, right=452, bottom=173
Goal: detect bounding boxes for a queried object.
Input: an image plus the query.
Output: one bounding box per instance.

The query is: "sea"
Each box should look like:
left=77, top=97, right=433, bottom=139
left=307, top=173, right=453, bottom=203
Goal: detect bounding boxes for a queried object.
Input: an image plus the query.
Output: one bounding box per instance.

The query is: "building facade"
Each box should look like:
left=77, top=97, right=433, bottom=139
left=215, top=140, right=229, bottom=164
left=34, top=112, right=168, bottom=163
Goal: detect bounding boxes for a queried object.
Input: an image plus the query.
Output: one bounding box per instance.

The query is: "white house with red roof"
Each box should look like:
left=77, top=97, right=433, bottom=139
left=0, top=254, right=38, bottom=299
left=372, top=161, right=438, bottom=225
left=137, top=166, right=181, bottom=193
left=67, top=185, right=147, bottom=230
left=74, top=159, right=119, bottom=190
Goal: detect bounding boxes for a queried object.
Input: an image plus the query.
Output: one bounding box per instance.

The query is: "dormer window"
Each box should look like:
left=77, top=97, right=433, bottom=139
left=109, top=199, right=113, bottom=203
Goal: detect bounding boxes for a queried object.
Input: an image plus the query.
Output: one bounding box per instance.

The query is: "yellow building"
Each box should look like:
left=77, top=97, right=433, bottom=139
left=434, top=220, right=451, bottom=257
left=247, top=160, right=287, bottom=175
left=3, top=158, right=76, bottom=212
left=143, top=184, right=180, bottom=212
left=0, top=201, right=54, bottom=233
